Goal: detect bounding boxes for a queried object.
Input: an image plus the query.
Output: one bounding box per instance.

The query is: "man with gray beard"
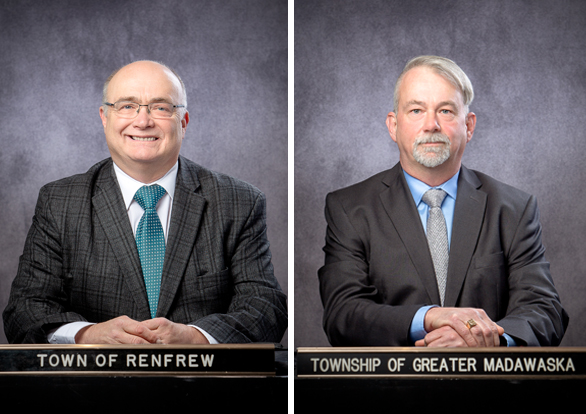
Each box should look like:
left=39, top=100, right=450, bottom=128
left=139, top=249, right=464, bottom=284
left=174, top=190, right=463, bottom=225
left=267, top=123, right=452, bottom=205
left=318, top=55, right=568, bottom=347
left=413, top=132, right=451, bottom=168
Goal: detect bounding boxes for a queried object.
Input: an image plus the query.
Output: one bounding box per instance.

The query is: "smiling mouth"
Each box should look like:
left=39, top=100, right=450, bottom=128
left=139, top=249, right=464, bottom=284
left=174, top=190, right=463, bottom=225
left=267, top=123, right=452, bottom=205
left=129, top=136, right=158, bottom=141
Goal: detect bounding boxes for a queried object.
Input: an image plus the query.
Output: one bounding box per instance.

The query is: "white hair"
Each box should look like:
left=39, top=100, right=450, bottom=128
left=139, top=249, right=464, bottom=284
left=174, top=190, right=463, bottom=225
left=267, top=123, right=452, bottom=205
left=393, top=55, right=474, bottom=111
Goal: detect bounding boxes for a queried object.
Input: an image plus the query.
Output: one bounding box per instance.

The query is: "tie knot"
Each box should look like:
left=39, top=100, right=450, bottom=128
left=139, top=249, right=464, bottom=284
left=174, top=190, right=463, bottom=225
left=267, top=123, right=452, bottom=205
left=134, top=184, right=166, bottom=210
left=422, top=188, right=447, bottom=208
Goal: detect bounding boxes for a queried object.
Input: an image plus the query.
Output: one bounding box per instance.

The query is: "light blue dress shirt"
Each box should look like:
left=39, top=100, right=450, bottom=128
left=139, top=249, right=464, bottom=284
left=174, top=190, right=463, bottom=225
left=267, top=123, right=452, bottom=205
left=403, top=170, right=515, bottom=346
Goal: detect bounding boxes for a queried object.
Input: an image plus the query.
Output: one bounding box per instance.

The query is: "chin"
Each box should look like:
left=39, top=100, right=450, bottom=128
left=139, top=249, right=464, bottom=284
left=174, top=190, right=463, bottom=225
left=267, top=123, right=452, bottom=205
left=415, top=154, right=450, bottom=169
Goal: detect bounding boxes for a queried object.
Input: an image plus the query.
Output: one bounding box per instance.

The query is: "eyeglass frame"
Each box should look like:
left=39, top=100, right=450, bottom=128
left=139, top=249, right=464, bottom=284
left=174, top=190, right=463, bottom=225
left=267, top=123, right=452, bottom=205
left=103, top=101, right=186, bottom=118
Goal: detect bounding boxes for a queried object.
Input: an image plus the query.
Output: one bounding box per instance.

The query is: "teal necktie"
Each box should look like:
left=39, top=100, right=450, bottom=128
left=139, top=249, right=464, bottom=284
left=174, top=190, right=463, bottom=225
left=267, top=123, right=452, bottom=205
left=134, top=184, right=166, bottom=318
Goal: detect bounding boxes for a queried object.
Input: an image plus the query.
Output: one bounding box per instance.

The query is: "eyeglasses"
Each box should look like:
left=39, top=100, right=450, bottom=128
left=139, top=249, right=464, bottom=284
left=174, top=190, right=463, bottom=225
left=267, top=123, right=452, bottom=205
left=103, top=101, right=186, bottom=119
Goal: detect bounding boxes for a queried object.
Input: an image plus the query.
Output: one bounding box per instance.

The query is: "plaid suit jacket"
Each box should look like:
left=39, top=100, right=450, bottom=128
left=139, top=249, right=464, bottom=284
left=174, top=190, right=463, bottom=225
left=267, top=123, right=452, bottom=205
left=3, top=156, right=287, bottom=344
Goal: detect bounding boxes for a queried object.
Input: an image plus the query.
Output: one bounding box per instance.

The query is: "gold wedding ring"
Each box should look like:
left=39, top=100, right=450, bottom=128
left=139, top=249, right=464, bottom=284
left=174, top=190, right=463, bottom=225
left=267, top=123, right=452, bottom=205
left=466, top=319, right=477, bottom=329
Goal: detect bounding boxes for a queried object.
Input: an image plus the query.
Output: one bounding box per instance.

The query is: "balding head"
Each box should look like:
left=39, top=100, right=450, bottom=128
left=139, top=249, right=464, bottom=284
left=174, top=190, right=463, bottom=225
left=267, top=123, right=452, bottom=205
left=102, top=61, right=187, bottom=113
left=98, top=60, right=190, bottom=183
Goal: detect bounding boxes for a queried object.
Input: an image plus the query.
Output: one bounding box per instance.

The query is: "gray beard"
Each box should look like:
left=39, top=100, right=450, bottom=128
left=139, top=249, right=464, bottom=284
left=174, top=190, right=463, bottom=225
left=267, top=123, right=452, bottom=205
left=412, top=133, right=451, bottom=168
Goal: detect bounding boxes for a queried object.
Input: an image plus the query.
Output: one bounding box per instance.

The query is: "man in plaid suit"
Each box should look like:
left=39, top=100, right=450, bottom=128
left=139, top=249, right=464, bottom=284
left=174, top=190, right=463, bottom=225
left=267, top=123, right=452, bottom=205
left=3, top=61, right=287, bottom=345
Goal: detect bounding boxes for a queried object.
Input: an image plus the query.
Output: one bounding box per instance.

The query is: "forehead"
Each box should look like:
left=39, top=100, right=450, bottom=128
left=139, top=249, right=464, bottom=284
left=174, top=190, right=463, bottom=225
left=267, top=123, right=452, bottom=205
left=107, top=63, right=183, bottom=102
left=398, top=67, right=464, bottom=107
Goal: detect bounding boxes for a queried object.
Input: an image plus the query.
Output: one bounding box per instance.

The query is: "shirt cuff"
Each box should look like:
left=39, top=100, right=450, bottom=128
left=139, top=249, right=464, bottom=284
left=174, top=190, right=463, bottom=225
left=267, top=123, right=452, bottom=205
left=502, top=333, right=517, bottom=347
left=48, top=322, right=95, bottom=344
left=409, top=305, right=437, bottom=344
left=189, top=325, right=219, bottom=344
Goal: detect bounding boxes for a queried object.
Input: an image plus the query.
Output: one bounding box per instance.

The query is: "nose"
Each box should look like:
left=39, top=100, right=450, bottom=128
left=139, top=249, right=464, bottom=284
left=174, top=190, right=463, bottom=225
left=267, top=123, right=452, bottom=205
left=423, top=112, right=440, bottom=133
left=132, top=105, right=155, bottom=128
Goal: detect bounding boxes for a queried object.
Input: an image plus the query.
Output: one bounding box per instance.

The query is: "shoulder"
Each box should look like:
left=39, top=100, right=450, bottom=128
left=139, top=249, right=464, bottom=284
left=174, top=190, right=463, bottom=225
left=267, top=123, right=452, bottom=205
left=178, top=156, right=265, bottom=203
left=29, top=159, right=113, bottom=231
left=37, top=158, right=112, bottom=200
left=463, top=166, right=534, bottom=207
left=326, top=164, right=401, bottom=207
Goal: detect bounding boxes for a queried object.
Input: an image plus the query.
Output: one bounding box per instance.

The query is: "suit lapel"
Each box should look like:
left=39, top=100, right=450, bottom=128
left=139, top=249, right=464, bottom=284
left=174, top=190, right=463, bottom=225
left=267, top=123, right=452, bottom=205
left=444, top=166, right=487, bottom=306
left=92, top=161, right=152, bottom=319
left=379, top=164, right=441, bottom=304
left=156, top=157, right=207, bottom=317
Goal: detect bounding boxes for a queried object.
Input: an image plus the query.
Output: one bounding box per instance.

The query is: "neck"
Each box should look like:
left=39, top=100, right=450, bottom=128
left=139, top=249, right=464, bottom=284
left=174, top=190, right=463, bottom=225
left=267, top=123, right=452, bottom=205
left=114, top=159, right=177, bottom=184
left=401, top=160, right=460, bottom=187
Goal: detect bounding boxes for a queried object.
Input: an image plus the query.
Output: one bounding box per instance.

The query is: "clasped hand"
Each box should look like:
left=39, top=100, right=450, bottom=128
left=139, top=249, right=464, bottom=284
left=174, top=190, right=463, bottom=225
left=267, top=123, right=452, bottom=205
left=75, top=315, right=210, bottom=345
left=414, top=307, right=504, bottom=348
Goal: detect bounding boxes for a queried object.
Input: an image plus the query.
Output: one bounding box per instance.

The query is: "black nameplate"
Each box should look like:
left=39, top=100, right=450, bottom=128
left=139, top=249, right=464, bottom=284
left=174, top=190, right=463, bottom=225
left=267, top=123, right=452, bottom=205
left=296, top=347, right=586, bottom=379
left=0, top=344, right=275, bottom=376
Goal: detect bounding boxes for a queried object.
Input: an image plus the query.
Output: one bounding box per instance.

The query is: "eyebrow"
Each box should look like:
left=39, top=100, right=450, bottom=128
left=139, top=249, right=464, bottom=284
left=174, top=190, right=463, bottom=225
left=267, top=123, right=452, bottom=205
left=402, top=100, right=425, bottom=110
left=403, top=100, right=459, bottom=111
left=114, top=96, right=172, bottom=103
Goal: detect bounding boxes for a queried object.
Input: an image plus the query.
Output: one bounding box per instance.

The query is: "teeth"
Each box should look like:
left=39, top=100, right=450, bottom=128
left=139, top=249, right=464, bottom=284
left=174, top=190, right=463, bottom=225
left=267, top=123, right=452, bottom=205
left=131, top=136, right=157, bottom=141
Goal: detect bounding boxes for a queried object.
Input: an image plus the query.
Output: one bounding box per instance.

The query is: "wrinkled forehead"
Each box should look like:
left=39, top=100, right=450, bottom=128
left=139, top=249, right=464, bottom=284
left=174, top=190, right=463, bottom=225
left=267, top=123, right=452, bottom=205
left=106, top=63, right=183, bottom=103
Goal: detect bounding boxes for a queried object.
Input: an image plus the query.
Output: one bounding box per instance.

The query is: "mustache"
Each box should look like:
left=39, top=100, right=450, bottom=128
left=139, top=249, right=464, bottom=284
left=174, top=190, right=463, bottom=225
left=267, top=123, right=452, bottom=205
left=414, top=133, right=451, bottom=146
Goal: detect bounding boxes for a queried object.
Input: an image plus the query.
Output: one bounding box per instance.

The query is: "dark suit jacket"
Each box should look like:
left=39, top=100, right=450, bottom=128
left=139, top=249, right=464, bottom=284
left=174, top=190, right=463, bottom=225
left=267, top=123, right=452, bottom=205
left=319, top=163, right=568, bottom=346
left=3, top=156, right=287, bottom=344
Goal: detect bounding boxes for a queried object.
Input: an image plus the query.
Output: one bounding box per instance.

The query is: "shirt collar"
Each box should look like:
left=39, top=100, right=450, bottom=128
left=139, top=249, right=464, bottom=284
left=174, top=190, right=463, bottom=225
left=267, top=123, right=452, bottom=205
left=403, top=169, right=460, bottom=206
left=113, top=161, right=178, bottom=210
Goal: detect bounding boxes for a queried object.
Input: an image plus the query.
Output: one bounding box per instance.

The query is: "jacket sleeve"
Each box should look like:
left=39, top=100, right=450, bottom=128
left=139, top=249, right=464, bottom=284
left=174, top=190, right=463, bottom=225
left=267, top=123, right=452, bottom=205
left=191, top=191, right=288, bottom=343
left=318, top=191, right=422, bottom=346
left=497, top=195, right=569, bottom=346
left=3, top=186, right=87, bottom=343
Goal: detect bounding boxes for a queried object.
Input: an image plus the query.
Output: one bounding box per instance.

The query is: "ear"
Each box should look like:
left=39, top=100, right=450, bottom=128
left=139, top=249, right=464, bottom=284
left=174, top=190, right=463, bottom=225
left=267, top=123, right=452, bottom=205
left=386, top=112, right=398, bottom=143
left=465, top=112, right=476, bottom=143
left=99, top=106, right=108, bottom=129
left=180, top=111, right=189, bottom=138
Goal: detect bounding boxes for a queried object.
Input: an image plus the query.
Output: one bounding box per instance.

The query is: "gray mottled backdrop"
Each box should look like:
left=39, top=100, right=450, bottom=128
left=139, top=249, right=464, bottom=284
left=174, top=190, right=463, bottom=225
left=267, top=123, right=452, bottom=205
left=0, top=0, right=288, bottom=344
left=295, top=0, right=586, bottom=347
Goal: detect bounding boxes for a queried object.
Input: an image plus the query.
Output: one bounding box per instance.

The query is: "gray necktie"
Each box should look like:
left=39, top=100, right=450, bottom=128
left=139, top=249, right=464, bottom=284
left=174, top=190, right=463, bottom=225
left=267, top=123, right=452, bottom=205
left=422, top=188, right=449, bottom=306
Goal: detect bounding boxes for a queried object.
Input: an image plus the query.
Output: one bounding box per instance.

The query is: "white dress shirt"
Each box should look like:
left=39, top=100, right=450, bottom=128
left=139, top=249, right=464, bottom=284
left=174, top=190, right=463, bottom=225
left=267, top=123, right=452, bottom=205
left=48, top=161, right=217, bottom=344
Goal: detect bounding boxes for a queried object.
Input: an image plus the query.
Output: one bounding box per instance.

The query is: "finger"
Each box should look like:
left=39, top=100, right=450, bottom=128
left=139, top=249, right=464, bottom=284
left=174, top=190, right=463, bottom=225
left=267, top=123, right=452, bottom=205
left=467, top=324, right=488, bottom=347
left=142, top=318, right=181, bottom=344
left=119, top=332, right=154, bottom=344
left=120, top=319, right=159, bottom=343
left=464, top=317, right=501, bottom=347
left=141, top=318, right=173, bottom=343
left=414, top=335, right=430, bottom=347
left=141, top=317, right=172, bottom=330
left=423, top=326, right=468, bottom=348
left=141, top=318, right=162, bottom=330
left=451, top=320, right=480, bottom=347
left=77, top=319, right=154, bottom=344
left=475, top=315, right=504, bottom=347
left=427, top=308, right=480, bottom=346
